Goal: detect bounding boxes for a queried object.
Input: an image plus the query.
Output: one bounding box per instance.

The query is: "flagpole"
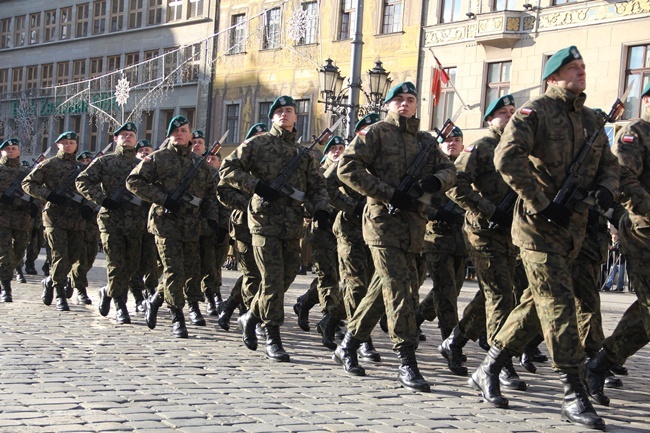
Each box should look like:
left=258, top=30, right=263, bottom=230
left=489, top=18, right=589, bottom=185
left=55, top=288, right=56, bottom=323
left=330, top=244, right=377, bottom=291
left=428, top=47, right=469, bottom=111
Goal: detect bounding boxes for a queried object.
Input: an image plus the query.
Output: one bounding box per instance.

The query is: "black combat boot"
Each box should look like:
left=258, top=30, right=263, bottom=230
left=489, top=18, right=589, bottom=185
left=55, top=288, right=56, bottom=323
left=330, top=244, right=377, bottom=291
left=468, top=346, right=511, bottom=408
left=560, top=372, right=606, bottom=430
left=55, top=285, right=69, bottom=311
left=478, top=330, right=490, bottom=351
left=114, top=296, right=131, bottom=324
left=170, top=307, right=189, bottom=338
left=205, top=291, right=218, bottom=316
left=238, top=310, right=261, bottom=351
left=358, top=337, right=381, bottom=362
left=379, top=314, right=388, bottom=333
left=584, top=349, right=616, bottom=407
left=520, top=350, right=537, bottom=374
left=500, top=358, right=527, bottom=391
left=316, top=314, right=338, bottom=350
left=144, top=291, right=164, bottom=330
left=15, top=266, right=26, bottom=283
left=130, top=287, right=145, bottom=313
left=76, top=287, right=92, bottom=305
left=188, top=301, right=206, bottom=326
left=0, top=280, right=12, bottom=302
left=397, top=346, right=431, bottom=392
left=264, top=325, right=290, bottom=362
left=520, top=334, right=546, bottom=373
left=333, top=332, right=366, bottom=376
left=293, top=293, right=315, bottom=332
left=610, top=363, right=627, bottom=375
left=438, top=325, right=469, bottom=376
left=216, top=297, right=236, bottom=331
left=64, top=277, right=73, bottom=299
left=604, top=371, right=623, bottom=389
left=41, top=277, right=54, bottom=305
left=24, top=260, right=37, bottom=275
left=42, top=261, right=50, bottom=276
left=98, top=286, right=112, bottom=317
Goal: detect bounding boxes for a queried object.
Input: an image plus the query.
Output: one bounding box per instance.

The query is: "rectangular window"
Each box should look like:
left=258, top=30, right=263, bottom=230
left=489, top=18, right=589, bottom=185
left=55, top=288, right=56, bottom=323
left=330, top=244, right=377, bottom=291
left=623, top=44, right=650, bottom=120
left=148, top=0, right=163, bottom=26
left=163, top=47, right=179, bottom=82
left=29, top=13, right=41, bottom=44
left=73, top=59, right=87, bottom=82
left=188, top=0, right=204, bottom=18
left=0, top=69, right=8, bottom=94
left=181, top=107, right=195, bottom=128
left=182, top=44, right=200, bottom=83
left=90, top=118, right=98, bottom=152
left=258, top=102, right=272, bottom=128
left=14, top=15, right=26, bottom=47
left=295, top=99, right=310, bottom=142
left=1, top=18, right=10, bottom=48
left=229, top=14, right=246, bottom=54
left=107, top=55, right=120, bottom=88
left=168, top=0, right=183, bottom=22
left=60, top=7, right=72, bottom=40
left=441, top=0, right=462, bottom=23
left=299, top=2, right=318, bottom=45
left=160, top=109, right=175, bottom=138
left=143, top=111, right=154, bottom=142
left=125, top=52, right=139, bottom=83
left=381, top=0, right=402, bottom=34
left=493, top=0, right=517, bottom=10
left=93, top=1, right=107, bottom=35
left=44, top=10, right=56, bottom=42
left=484, top=61, right=512, bottom=119
left=12, top=68, right=23, bottom=93
left=129, top=0, right=144, bottom=28
left=76, top=3, right=90, bottom=37
left=26, top=65, right=38, bottom=90
left=41, top=64, right=53, bottom=88
left=263, top=7, right=281, bottom=50
left=57, top=61, right=70, bottom=84
left=338, top=0, right=354, bottom=40
left=90, top=57, right=103, bottom=77
left=111, top=0, right=124, bottom=32
left=225, top=104, right=240, bottom=144
left=432, top=67, right=457, bottom=130
left=144, top=49, right=159, bottom=82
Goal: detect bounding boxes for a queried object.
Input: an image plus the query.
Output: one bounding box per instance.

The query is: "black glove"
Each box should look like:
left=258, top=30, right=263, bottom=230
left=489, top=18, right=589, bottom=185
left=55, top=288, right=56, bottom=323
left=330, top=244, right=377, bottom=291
left=208, top=219, right=228, bottom=243
left=314, top=209, right=331, bottom=231
left=594, top=186, right=614, bottom=211
left=353, top=199, right=366, bottom=217
left=102, top=197, right=121, bottom=211
left=490, top=207, right=512, bottom=229
left=29, top=202, right=39, bottom=218
left=434, top=208, right=455, bottom=224
left=79, top=204, right=95, bottom=220
left=389, top=190, right=416, bottom=212
left=46, top=192, right=67, bottom=206
left=254, top=181, right=283, bottom=201
left=418, top=175, right=441, bottom=194
left=163, top=196, right=181, bottom=213
left=540, top=202, right=571, bottom=228
left=0, top=194, right=14, bottom=205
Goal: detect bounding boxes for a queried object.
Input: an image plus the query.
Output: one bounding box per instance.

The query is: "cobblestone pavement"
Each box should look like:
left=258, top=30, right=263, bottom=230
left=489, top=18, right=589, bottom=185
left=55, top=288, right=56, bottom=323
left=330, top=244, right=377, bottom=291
left=0, top=253, right=648, bottom=433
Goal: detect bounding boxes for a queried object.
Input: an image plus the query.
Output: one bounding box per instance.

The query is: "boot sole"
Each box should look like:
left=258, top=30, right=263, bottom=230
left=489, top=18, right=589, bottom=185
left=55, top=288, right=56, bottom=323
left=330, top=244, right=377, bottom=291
left=468, top=377, right=509, bottom=408
left=560, top=411, right=606, bottom=431
left=332, top=353, right=366, bottom=376
left=398, top=380, right=431, bottom=393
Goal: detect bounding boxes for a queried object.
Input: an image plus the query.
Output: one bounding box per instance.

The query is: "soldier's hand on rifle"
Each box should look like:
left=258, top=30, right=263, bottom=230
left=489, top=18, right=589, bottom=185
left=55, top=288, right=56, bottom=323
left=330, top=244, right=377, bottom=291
left=353, top=198, right=366, bottom=216
left=163, top=195, right=181, bottom=213
left=490, top=207, right=512, bottom=229
left=46, top=191, right=67, bottom=206
left=0, top=193, right=14, bottom=205
left=79, top=204, right=95, bottom=220
left=102, top=197, right=121, bottom=211
left=594, top=186, right=614, bottom=211
left=417, top=175, right=441, bottom=194
left=254, top=180, right=283, bottom=201
left=389, top=190, right=417, bottom=212
left=314, top=210, right=332, bottom=231
left=207, top=219, right=228, bottom=243
left=541, top=202, right=571, bottom=228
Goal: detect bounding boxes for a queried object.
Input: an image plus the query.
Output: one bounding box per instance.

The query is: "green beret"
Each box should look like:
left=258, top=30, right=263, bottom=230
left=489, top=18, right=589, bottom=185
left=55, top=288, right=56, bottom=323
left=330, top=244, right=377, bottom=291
left=55, top=131, right=78, bottom=143
left=268, top=95, right=296, bottom=119
left=385, top=81, right=417, bottom=104
left=354, top=113, right=381, bottom=132
left=135, top=139, right=152, bottom=150
left=542, top=46, right=582, bottom=80
left=484, top=94, right=516, bottom=121
left=76, top=150, right=93, bottom=161
left=113, top=121, right=137, bottom=136
left=0, top=137, right=20, bottom=150
left=191, top=129, right=205, bottom=140
left=245, top=123, right=269, bottom=140
left=320, top=135, right=345, bottom=164
left=166, top=115, right=189, bottom=137
left=447, top=126, right=463, bottom=138
left=642, top=81, right=650, bottom=98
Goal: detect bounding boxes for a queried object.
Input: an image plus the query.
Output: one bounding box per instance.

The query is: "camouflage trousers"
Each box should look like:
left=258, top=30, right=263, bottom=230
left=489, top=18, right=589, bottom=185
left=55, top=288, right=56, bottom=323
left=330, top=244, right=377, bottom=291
left=417, top=252, right=465, bottom=338
left=199, top=233, right=229, bottom=299
left=236, top=239, right=261, bottom=310
left=602, top=216, right=650, bottom=364
left=348, top=246, right=419, bottom=350
left=572, top=253, right=605, bottom=356
left=224, top=274, right=243, bottom=308
left=251, top=235, right=300, bottom=327
left=458, top=287, right=486, bottom=341
left=130, top=232, right=159, bottom=297
left=311, top=228, right=345, bottom=320
left=155, top=236, right=202, bottom=309
left=495, top=249, right=583, bottom=374
left=44, top=226, right=83, bottom=287
left=100, top=230, right=141, bottom=299
left=337, top=235, right=374, bottom=320
left=0, top=227, right=29, bottom=281
left=25, top=224, right=44, bottom=264
left=70, top=226, right=99, bottom=290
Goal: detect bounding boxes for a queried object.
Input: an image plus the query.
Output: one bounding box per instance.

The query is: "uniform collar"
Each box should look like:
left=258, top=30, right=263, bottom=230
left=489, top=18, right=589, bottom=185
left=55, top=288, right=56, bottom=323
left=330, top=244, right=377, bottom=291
left=386, top=110, right=420, bottom=135
left=115, top=144, right=136, bottom=158
left=269, top=123, right=298, bottom=144
left=547, top=84, right=586, bottom=112
left=57, top=149, right=78, bottom=161
left=1, top=155, right=19, bottom=166
left=170, top=141, right=191, bottom=156
left=488, top=124, right=503, bottom=137
left=642, top=107, right=650, bottom=123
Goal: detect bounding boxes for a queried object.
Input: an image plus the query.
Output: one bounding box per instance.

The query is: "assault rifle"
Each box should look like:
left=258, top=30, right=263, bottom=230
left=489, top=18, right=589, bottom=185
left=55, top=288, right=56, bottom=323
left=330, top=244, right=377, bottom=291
left=104, top=183, right=142, bottom=209
left=488, top=190, right=518, bottom=230
left=266, top=116, right=344, bottom=202
left=436, top=198, right=465, bottom=225
left=388, top=119, right=455, bottom=215
left=1, top=147, right=52, bottom=203
left=54, top=143, right=112, bottom=206
left=166, top=130, right=227, bottom=211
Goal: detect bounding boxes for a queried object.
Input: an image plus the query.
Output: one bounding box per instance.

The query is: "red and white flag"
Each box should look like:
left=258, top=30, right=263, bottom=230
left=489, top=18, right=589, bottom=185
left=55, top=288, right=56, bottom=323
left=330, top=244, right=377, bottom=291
left=431, top=55, right=450, bottom=107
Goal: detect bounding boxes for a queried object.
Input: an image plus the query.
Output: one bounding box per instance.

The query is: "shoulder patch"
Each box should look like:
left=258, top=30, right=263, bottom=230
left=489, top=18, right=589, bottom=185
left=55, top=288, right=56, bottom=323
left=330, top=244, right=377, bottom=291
left=520, top=108, right=534, bottom=116
left=622, top=135, right=635, bottom=143
left=144, top=156, right=153, bottom=162
left=464, top=145, right=474, bottom=152
left=358, top=129, right=368, bottom=137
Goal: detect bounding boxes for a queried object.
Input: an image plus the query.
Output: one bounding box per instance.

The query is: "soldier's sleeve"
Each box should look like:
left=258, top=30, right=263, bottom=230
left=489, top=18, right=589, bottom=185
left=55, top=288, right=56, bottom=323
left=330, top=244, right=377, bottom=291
left=305, top=154, right=330, bottom=212
left=21, top=164, right=50, bottom=201
left=76, top=158, right=106, bottom=207
left=126, top=155, right=167, bottom=205
left=494, top=106, right=548, bottom=214
left=428, top=145, right=456, bottom=193
left=613, top=122, right=649, bottom=216
left=219, top=141, right=259, bottom=194
left=447, top=142, right=495, bottom=218
left=217, top=180, right=249, bottom=212
left=200, top=167, right=220, bottom=223
left=324, top=161, right=357, bottom=214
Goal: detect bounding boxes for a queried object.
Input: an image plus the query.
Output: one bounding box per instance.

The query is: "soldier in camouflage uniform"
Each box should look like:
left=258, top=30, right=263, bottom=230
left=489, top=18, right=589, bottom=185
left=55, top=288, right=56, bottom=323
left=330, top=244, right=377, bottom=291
left=23, top=131, right=87, bottom=312
left=333, top=82, right=456, bottom=392
left=0, top=139, right=34, bottom=302
left=126, top=116, right=221, bottom=338
left=77, top=122, right=146, bottom=324
left=220, top=96, right=330, bottom=362
left=585, top=81, right=650, bottom=406
left=469, top=47, right=618, bottom=431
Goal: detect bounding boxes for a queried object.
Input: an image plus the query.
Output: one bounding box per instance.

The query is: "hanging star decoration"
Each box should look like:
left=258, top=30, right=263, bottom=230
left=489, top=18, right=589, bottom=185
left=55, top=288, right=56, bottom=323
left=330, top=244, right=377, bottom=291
left=115, top=76, right=131, bottom=108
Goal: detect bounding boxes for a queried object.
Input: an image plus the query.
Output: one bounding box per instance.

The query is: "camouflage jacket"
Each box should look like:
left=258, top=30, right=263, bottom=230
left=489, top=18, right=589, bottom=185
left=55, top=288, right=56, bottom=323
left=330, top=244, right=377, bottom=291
left=324, top=159, right=364, bottom=244
left=76, top=144, right=146, bottom=235
left=495, top=85, right=619, bottom=258
left=217, top=181, right=252, bottom=244
left=125, top=142, right=219, bottom=241
left=447, top=126, right=515, bottom=255
left=612, top=109, right=650, bottom=229
left=338, top=110, right=457, bottom=253
left=22, top=149, right=86, bottom=230
left=200, top=167, right=231, bottom=237
left=219, top=124, right=329, bottom=240
left=0, top=156, right=33, bottom=230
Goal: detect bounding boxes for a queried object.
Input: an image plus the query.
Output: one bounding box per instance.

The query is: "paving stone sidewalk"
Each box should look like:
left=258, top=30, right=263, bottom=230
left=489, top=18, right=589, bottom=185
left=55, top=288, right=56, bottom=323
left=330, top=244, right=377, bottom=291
left=0, top=253, right=648, bottom=432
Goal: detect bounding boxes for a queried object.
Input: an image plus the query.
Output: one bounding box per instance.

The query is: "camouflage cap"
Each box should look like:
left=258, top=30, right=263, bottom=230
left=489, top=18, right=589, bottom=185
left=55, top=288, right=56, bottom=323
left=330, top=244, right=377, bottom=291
left=166, top=115, right=189, bottom=137
left=447, top=126, right=463, bottom=138
left=135, top=139, right=152, bottom=150
left=542, top=46, right=583, bottom=80
left=0, top=137, right=20, bottom=150
left=484, top=94, right=515, bottom=121
left=268, top=95, right=296, bottom=119
left=55, top=131, right=78, bottom=143
left=245, top=123, right=269, bottom=140
left=354, top=113, right=381, bottom=132
left=76, top=150, right=93, bottom=161
left=191, top=129, right=205, bottom=140
left=642, top=81, right=650, bottom=98
left=385, top=81, right=417, bottom=104
left=113, top=121, right=137, bottom=136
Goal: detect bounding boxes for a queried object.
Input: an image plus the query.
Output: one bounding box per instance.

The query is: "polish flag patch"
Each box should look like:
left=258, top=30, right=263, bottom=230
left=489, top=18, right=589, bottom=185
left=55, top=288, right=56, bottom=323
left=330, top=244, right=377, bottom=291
left=622, top=135, right=635, bottom=143
left=520, top=108, right=533, bottom=115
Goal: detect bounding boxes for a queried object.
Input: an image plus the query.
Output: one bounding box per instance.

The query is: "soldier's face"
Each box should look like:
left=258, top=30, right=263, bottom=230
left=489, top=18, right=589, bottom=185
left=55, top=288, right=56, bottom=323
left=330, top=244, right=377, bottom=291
left=643, top=95, right=650, bottom=109
left=57, top=139, right=77, bottom=154
left=272, top=106, right=297, bottom=131
left=136, top=147, right=152, bottom=159
left=488, top=106, right=516, bottom=131
left=1, top=144, right=21, bottom=159
left=191, top=138, right=206, bottom=155
left=441, top=136, right=463, bottom=158
left=387, top=93, right=417, bottom=118
left=79, top=157, right=91, bottom=165
left=326, top=144, right=345, bottom=162
left=549, top=60, right=586, bottom=95
left=207, top=155, right=221, bottom=169
left=169, top=124, right=192, bottom=146
left=117, top=130, right=137, bottom=149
